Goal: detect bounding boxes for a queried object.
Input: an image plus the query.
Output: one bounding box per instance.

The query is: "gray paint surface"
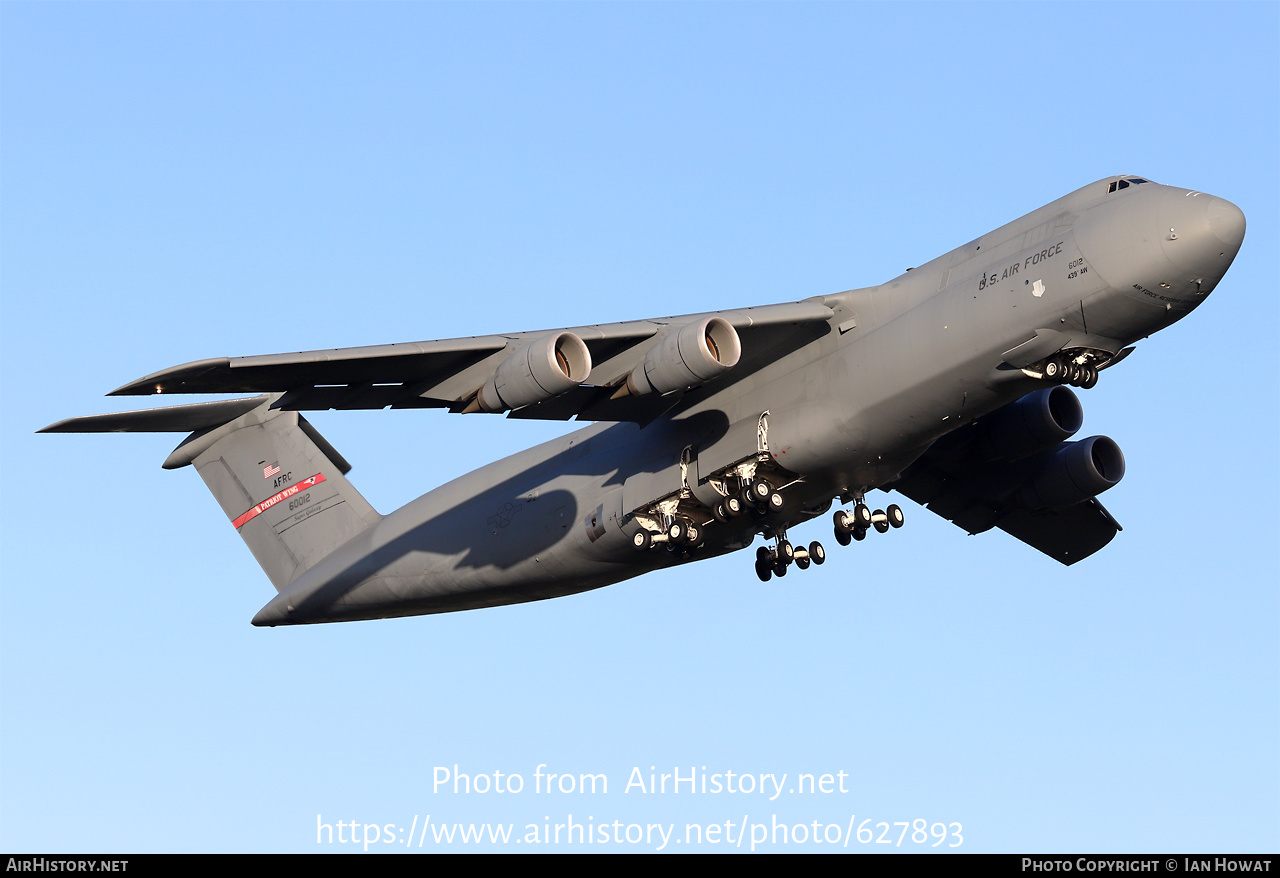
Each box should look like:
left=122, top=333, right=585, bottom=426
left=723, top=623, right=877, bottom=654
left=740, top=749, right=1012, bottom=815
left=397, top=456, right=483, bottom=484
left=41, top=176, right=1246, bottom=626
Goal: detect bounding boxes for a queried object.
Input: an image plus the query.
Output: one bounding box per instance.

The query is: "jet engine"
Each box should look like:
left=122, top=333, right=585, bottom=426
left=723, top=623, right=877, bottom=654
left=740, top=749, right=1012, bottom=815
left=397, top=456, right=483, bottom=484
left=626, top=317, right=741, bottom=396
left=475, top=332, right=592, bottom=413
left=976, top=386, right=1083, bottom=462
left=1019, top=436, right=1126, bottom=510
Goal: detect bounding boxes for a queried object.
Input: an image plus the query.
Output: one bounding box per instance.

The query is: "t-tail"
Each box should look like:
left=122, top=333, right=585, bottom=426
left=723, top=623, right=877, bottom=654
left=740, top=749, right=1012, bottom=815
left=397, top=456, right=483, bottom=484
left=40, top=396, right=381, bottom=593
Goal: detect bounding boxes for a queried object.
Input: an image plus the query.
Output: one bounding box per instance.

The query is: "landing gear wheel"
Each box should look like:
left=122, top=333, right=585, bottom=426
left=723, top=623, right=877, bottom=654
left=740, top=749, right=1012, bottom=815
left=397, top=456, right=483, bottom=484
left=750, top=480, right=774, bottom=503
left=725, top=496, right=744, bottom=517
left=1043, top=359, right=1062, bottom=381
left=755, top=559, right=773, bottom=582
left=1081, top=366, right=1098, bottom=389
left=796, top=555, right=811, bottom=570
left=834, top=527, right=852, bottom=546
left=886, top=504, right=905, bottom=528
left=632, top=530, right=652, bottom=550
left=713, top=503, right=730, bottom=523
left=873, top=511, right=890, bottom=533
left=667, top=520, right=687, bottom=543
left=773, top=559, right=788, bottom=577
left=777, top=539, right=794, bottom=562
left=685, top=523, right=704, bottom=549
left=809, top=541, right=826, bottom=565
left=853, top=504, right=873, bottom=528
left=767, top=491, right=785, bottom=513
left=852, top=526, right=867, bottom=541
left=756, top=546, right=773, bottom=563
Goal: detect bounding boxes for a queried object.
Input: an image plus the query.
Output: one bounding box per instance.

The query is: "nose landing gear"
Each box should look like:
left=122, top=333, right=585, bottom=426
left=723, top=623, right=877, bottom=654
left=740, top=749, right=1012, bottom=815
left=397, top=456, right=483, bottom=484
left=1041, top=353, right=1099, bottom=389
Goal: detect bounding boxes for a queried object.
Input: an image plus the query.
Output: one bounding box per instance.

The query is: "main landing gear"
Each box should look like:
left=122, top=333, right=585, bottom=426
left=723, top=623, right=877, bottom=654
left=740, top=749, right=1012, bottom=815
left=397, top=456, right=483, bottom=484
left=631, top=514, right=707, bottom=554
left=754, top=532, right=825, bottom=582
left=831, top=502, right=904, bottom=546
left=631, top=474, right=784, bottom=559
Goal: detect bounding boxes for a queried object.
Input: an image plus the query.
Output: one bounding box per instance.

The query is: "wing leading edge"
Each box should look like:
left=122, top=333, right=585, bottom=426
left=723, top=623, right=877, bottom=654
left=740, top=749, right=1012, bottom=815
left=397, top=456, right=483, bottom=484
left=107, top=300, right=835, bottom=423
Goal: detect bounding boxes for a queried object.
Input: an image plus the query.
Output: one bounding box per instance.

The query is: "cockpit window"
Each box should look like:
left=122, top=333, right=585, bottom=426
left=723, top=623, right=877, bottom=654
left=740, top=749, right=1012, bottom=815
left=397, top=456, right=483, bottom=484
left=1108, top=178, right=1149, bottom=193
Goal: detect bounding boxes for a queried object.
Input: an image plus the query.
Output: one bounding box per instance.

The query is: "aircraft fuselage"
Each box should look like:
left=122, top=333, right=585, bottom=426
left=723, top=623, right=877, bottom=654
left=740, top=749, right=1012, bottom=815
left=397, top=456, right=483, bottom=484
left=250, top=176, right=1244, bottom=625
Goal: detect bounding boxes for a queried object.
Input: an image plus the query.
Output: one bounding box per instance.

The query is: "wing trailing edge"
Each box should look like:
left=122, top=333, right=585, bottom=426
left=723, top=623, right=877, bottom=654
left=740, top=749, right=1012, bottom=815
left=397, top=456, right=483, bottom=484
left=98, top=299, right=836, bottom=423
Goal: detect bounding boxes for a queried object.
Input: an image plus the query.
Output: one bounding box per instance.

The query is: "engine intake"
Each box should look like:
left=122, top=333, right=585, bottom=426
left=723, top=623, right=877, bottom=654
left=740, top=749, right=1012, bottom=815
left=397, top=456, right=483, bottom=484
left=476, top=332, right=592, bottom=413
left=978, top=386, right=1083, bottom=462
left=1020, top=435, right=1126, bottom=510
left=627, top=317, right=741, bottom=396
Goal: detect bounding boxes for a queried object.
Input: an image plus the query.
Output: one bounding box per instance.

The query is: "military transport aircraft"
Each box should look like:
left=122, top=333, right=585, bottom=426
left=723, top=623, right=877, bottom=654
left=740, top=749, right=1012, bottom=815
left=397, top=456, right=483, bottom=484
left=41, top=176, right=1245, bottom=626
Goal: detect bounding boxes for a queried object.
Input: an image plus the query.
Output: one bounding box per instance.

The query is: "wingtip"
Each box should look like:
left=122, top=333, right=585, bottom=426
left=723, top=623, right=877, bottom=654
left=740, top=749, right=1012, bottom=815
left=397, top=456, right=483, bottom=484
left=106, top=357, right=232, bottom=396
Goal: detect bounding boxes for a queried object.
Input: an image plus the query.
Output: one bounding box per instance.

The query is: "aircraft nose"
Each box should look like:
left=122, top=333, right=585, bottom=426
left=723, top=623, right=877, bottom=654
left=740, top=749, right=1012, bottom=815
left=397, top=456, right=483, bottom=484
left=1160, top=189, right=1245, bottom=281
left=1206, top=195, right=1246, bottom=249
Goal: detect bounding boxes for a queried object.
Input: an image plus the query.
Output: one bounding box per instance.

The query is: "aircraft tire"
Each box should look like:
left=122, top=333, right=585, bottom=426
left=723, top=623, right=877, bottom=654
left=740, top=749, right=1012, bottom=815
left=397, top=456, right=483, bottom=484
left=773, top=559, right=788, bottom=577
left=633, top=530, right=652, bottom=550
left=887, top=504, right=905, bottom=528
left=725, top=496, right=745, bottom=517
left=834, top=527, right=851, bottom=546
left=778, top=539, right=794, bottom=561
left=686, top=523, right=703, bottom=548
left=810, top=541, right=826, bottom=564
left=668, top=521, right=687, bottom=543
left=796, top=556, right=810, bottom=570
left=873, top=512, right=890, bottom=534
left=767, top=491, right=785, bottom=512
left=852, top=526, right=867, bottom=541
left=755, top=559, right=773, bottom=582
left=854, top=505, right=873, bottom=528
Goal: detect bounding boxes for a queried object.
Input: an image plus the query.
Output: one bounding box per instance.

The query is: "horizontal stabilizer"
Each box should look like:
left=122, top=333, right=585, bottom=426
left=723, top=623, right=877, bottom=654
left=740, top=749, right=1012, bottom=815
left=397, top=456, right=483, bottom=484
left=38, top=396, right=268, bottom=433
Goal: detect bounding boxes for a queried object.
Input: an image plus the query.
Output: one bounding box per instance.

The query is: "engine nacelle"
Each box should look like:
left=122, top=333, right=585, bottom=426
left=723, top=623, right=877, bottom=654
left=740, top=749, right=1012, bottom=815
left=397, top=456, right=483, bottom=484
left=476, top=332, right=592, bottom=413
left=1020, top=435, right=1125, bottom=510
left=977, top=386, right=1083, bottom=462
left=626, top=317, right=741, bottom=396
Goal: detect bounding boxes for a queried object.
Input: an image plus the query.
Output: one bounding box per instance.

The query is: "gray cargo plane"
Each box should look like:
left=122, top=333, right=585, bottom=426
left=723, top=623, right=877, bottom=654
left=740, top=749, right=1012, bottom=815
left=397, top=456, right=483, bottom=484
left=42, top=176, right=1245, bottom=626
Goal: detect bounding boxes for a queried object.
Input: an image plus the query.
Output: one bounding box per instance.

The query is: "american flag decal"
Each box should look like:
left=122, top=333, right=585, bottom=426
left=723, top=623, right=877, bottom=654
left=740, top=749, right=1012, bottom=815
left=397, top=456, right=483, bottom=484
left=263, top=463, right=281, bottom=479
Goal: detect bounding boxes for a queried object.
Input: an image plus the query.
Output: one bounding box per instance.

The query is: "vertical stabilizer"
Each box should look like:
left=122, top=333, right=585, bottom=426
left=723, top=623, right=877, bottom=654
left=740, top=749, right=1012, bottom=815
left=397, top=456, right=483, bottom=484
left=42, top=396, right=382, bottom=593
left=182, top=402, right=381, bottom=591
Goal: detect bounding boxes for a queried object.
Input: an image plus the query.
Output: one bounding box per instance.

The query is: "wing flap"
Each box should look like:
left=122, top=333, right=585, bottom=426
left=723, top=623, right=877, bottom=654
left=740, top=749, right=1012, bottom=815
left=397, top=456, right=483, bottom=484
left=993, top=499, right=1121, bottom=565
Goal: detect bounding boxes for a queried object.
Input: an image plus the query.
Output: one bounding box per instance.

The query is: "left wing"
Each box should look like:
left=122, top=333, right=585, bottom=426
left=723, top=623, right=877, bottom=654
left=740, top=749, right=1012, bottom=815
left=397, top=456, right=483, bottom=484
left=109, top=300, right=834, bottom=423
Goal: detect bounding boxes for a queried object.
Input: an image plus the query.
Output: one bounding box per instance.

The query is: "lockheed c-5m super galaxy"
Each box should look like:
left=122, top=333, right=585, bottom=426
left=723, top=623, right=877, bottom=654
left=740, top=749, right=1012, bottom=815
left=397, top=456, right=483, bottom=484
left=42, top=176, right=1245, bottom=626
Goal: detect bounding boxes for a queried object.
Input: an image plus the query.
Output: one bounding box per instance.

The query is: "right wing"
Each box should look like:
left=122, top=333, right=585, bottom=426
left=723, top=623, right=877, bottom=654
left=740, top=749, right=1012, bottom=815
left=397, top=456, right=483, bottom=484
left=889, top=387, right=1124, bottom=565
left=107, top=299, right=834, bottom=424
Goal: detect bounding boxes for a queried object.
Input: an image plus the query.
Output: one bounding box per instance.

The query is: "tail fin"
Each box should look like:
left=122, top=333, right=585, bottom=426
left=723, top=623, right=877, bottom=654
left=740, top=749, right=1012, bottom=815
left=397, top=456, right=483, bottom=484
left=41, top=396, right=381, bottom=591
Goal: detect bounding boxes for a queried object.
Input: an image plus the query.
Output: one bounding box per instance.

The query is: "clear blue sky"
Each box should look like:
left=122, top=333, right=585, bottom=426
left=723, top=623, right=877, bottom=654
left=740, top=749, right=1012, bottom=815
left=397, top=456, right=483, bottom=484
left=3, top=2, right=1276, bottom=853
